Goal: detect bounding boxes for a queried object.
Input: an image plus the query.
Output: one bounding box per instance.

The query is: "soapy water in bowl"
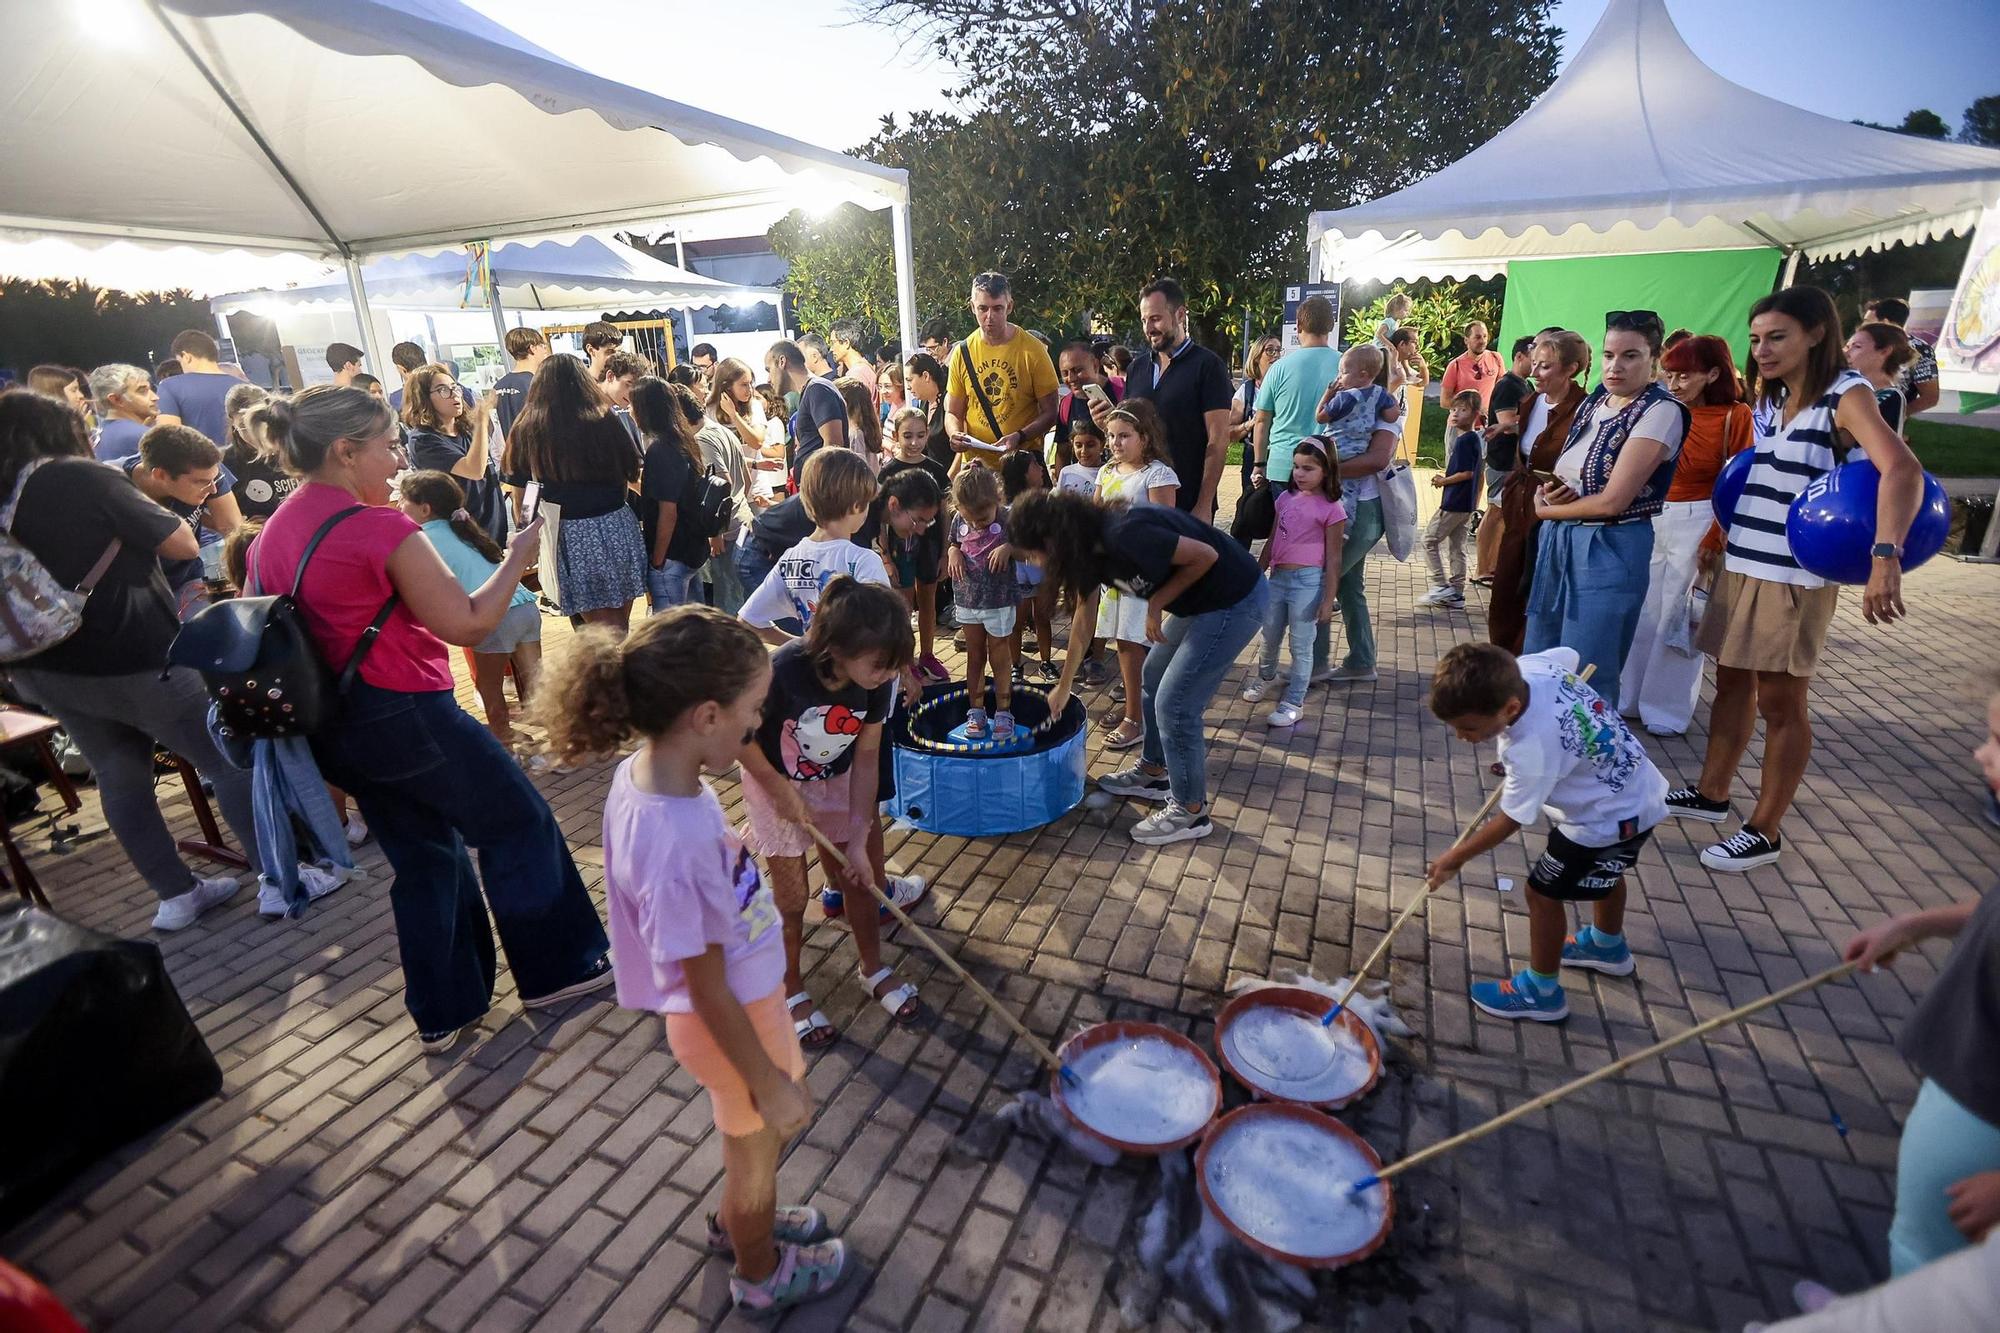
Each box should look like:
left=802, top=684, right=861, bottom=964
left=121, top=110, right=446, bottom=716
left=1205, top=1116, right=1387, bottom=1259
left=1062, top=1037, right=1216, bottom=1145
left=1223, top=1005, right=1372, bottom=1101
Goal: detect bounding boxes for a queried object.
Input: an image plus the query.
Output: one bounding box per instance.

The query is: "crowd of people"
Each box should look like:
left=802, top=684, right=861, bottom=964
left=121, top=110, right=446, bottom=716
left=2, top=268, right=1990, bottom=1322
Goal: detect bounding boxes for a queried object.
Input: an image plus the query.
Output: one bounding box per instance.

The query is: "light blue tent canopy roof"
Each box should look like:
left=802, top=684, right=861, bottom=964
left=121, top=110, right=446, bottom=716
left=209, top=233, right=778, bottom=314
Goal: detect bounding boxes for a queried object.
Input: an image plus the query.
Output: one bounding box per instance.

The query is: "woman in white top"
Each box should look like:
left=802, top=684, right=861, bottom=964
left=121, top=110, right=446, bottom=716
left=1666, top=286, right=1923, bottom=873
left=1093, top=400, right=1179, bottom=749
left=1845, top=321, right=1915, bottom=437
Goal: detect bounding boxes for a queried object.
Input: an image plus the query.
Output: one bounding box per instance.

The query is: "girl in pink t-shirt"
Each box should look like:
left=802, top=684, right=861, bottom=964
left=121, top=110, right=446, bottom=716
left=538, top=606, right=851, bottom=1320
left=1242, top=439, right=1347, bottom=727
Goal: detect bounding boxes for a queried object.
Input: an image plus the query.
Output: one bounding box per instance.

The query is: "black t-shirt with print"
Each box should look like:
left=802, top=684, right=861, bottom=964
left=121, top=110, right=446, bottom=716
left=754, top=638, right=893, bottom=783
left=1099, top=504, right=1261, bottom=618
left=11, top=459, right=182, bottom=675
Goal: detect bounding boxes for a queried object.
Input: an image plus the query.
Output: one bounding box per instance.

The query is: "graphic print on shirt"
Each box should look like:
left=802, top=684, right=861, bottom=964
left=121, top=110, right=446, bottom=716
left=732, top=844, right=779, bottom=943
left=1552, top=671, right=1643, bottom=794
left=781, top=703, right=865, bottom=779
left=776, top=554, right=841, bottom=628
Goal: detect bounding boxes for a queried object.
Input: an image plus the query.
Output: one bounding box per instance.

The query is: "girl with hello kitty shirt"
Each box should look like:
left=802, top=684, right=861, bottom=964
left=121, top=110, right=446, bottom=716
left=736, top=577, right=924, bottom=1049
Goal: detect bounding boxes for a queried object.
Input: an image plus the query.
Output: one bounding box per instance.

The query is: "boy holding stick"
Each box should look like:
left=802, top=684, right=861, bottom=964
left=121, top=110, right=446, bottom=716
left=1428, top=643, right=1668, bottom=1021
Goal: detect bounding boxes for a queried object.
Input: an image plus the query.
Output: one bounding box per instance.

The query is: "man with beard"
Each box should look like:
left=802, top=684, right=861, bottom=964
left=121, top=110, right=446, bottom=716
left=1101, top=277, right=1232, bottom=521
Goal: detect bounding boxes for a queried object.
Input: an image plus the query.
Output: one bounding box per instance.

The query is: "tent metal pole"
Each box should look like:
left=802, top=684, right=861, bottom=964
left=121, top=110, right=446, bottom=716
left=342, top=256, right=388, bottom=384
left=892, top=201, right=918, bottom=355
left=1779, top=249, right=1802, bottom=288
left=674, top=233, right=695, bottom=369
left=481, top=243, right=511, bottom=363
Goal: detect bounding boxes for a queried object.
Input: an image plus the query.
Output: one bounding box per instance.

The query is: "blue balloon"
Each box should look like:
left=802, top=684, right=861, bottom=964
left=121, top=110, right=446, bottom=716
left=1785, top=459, right=1951, bottom=585
left=1711, top=447, right=1755, bottom=529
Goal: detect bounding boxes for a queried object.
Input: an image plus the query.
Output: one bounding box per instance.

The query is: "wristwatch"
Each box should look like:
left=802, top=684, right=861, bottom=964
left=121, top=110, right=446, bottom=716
left=1871, top=541, right=1903, bottom=561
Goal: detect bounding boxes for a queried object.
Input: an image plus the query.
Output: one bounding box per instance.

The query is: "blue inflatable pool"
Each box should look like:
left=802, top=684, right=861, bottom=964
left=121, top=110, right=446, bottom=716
left=888, top=682, right=1087, bottom=838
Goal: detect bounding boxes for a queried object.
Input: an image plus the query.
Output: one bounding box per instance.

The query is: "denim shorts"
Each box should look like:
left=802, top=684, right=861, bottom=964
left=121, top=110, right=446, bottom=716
left=957, top=604, right=1017, bottom=636
left=475, top=601, right=542, bottom=655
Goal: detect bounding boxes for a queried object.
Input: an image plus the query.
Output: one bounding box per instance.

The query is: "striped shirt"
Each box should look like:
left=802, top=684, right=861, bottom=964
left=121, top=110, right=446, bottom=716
left=1726, top=370, right=1868, bottom=588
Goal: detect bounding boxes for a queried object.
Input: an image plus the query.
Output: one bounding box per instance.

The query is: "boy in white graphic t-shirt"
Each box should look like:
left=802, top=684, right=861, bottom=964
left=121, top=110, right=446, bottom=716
left=1426, top=643, right=1668, bottom=1022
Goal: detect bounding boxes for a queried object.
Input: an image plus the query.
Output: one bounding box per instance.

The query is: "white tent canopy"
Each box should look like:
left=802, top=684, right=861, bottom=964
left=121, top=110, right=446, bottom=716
left=1307, top=0, right=2000, bottom=285
left=208, top=234, right=779, bottom=315
left=0, top=0, right=916, bottom=353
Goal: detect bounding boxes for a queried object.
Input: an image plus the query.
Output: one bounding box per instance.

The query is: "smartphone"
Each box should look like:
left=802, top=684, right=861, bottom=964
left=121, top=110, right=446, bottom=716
left=1080, top=382, right=1112, bottom=408
left=521, top=480, right=542, bottom=521
left=1531, top=469, right=1561, bottom=485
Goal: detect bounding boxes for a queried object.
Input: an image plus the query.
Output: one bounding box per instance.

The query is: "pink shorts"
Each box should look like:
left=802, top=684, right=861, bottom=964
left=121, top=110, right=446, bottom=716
left=741, top=769, right=859, bottom=859
left=664, top=988, right=806, bottom=1136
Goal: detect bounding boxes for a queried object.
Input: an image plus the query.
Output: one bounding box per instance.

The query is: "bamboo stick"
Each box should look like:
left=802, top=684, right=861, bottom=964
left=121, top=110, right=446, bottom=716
left=805, top=824, right=1075, bottom=1083
left=1356, top=959, right=1859, bottom=1191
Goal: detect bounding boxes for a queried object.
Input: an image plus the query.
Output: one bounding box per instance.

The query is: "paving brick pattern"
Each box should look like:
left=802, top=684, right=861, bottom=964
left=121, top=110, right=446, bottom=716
left=5, top=483, right=1998, bottom=1331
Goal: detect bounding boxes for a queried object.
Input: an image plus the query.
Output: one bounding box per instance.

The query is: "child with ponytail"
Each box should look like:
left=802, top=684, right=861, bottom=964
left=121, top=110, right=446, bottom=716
left=737, top=577, right=924, bottom=1049
left=535, top=607, right=849, bottom=1317
left=398, top=470, right=542, bottom=742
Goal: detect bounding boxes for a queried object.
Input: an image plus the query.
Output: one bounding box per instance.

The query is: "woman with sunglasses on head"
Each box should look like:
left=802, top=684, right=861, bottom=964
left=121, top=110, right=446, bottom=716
left=249, top=386, right=613, bottom=1051
left=1523, top=311, right=1688, bottom=712
left=1230, top=336, right=1282, bottom=498
left=1618, top=335, right=1752, bottom=737
left=1664, top=286, right=1924, bottom=873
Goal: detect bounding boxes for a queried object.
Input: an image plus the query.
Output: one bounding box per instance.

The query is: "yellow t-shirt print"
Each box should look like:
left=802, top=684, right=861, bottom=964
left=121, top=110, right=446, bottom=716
left=948, top=329, right=1059, bottom=445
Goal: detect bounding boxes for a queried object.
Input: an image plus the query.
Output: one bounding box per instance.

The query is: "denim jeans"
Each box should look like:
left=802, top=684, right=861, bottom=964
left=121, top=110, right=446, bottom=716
left=1314, top=495, right=1384, bottom=673
left=646, top=559, right=702, bottom=613
left=1524, top=519, right=1653, bottom=711
left=13, top=664, right=266, bottom=898
left=1258, top=566, right=1322, bottom=709
left=733, top=541, right=801, bottom=635
left=1141, top=577, right=1270, bottom=808
left=309, top=683, right=609, bottom=1034
left=706, top=544, right=747, bottom=614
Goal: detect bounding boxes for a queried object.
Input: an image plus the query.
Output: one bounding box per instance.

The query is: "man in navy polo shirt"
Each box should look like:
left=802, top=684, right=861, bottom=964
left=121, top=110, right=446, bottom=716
left=1101, top=277, right=1233, bottom=522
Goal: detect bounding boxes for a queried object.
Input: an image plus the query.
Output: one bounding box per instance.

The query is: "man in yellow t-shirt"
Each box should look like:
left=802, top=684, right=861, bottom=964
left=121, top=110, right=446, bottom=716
left=944, top=271, right=1059, bottom=471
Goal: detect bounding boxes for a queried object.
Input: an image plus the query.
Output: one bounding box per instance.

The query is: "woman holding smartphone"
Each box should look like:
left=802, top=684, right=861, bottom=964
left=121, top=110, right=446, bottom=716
left=1485, top=330, right=1590, bottom=653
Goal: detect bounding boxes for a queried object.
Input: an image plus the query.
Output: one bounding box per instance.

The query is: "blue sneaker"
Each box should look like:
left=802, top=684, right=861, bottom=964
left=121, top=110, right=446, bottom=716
left=1469, top=970, right=1569, bottom=1023
left=1561, top=928, right=1635, bottom=977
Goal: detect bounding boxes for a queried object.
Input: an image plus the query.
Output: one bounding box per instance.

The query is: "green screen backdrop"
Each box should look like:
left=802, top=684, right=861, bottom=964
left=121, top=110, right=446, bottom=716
left=1495, top=248, right=1781, bottom=387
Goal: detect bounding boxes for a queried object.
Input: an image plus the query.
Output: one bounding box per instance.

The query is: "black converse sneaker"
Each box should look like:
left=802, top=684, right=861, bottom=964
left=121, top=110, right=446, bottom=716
left=1700, top=826, right=1782, bottom=873
left=1664, top=787, right=1731, bottom=823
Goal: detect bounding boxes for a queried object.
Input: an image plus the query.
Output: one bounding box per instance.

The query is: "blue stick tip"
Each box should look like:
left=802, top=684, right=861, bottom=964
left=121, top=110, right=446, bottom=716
left=1059, top=1064, right=1081, bottom=1088
left=1831, top=1111, right=1849, bottom=1139
left=1347, top=1174, right=1380, bottom=1195
left=1320, top=1004, right=1343, bottom=1026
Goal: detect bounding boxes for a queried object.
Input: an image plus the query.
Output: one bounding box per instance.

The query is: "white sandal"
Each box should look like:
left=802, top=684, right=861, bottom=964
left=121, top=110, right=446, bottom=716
left=859, top=967, right=921, bottom=1026
left=788, top=991, right=836, bottom=1049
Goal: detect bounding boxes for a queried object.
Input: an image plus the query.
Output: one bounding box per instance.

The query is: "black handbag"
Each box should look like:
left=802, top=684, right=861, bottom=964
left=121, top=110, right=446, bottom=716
left=1230, top=480, right=1277, bottom=548
left=166, top=507, right=396, bottom=739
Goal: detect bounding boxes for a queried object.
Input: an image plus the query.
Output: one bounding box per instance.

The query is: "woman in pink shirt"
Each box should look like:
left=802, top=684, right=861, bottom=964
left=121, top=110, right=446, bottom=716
left=250, top=386, right=611, bottom=1053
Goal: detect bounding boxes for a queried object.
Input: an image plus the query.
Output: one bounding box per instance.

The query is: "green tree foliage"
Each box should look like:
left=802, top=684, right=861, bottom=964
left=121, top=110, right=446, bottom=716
left=1342, top=283, right=1503, bottom=377
left=1963, top=94, right=2000, bottom=147
left=1854, top=108, right=1951, bottom=139
left=0, top=279, right=205, bottom=377
left=775, top=0, right=1559, bottom=352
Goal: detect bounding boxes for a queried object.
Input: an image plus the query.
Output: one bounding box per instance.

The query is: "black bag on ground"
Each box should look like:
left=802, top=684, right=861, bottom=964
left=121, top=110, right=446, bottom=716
left=0, top=903, right=221, bottom=1232
left=166, top=507, right=395, bottom=739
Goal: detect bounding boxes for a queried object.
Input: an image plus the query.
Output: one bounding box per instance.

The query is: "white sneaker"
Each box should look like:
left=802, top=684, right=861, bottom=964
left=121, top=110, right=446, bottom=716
left=1267, top=703, right=1303, bottom=728
left=1240, top=677, right=1268, bottom=703
left=1430, top=588, right=1465, bottom=608
left=257, top=864, right=358, bottom=917
left=344, top=814, right=369, bottom=847
left=153, top=874, right=240, bottom=931
left=1414, top=586, right=1449, bottom=606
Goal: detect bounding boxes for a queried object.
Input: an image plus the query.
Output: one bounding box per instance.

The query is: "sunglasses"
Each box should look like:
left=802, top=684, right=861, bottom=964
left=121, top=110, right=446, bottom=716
left=1605, top=309, right=1662, bottom=332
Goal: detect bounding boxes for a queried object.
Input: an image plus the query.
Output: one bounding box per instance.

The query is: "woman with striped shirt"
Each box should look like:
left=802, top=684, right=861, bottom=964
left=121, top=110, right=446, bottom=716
left=1665, top=287, right=1924, bottom=872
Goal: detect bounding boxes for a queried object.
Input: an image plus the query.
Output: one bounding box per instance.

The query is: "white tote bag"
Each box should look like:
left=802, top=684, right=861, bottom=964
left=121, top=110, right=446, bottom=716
left=1376, top=461, right=1419, bottom=562
left=534, top=497, right=564, bottom=611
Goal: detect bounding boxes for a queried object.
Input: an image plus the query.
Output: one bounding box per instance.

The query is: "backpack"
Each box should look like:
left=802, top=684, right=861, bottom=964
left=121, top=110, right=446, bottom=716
left=166, top=508, right=396, bottom=739
left=0, top=459, right=121, bottom=663
left=680, top=466, right=735, bottom=544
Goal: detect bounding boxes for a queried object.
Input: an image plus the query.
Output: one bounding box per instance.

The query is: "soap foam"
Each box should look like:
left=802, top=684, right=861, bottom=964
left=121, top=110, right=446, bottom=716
left=1221, top=1006, right=1373, bottom=1104
left=1062, top=1035, right=1216, bottom=1146
left=1204, top=1116, right=1387, bottom=1259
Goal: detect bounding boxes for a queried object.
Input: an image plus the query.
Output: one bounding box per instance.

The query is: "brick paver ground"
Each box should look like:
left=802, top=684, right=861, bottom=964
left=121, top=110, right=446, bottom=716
left=5, top=478, right=1997, bottom=1332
